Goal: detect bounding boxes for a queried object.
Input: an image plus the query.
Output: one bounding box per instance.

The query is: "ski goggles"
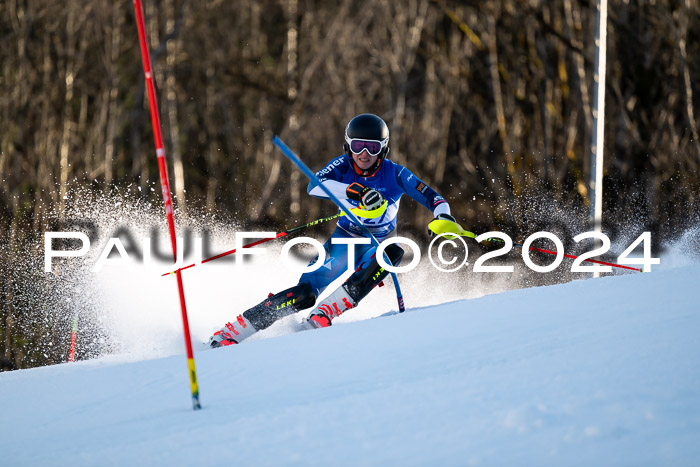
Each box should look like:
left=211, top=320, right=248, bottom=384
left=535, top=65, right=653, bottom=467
left=345, top=137, right=388, bottom=156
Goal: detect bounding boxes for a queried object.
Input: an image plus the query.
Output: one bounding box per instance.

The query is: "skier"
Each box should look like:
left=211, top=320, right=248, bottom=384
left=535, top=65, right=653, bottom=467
left=209, top=113, right=456, bottom=347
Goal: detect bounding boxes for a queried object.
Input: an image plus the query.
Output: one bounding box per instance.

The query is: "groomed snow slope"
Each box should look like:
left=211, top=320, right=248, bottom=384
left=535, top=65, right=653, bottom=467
left=2, top=264, right=699, bottom=466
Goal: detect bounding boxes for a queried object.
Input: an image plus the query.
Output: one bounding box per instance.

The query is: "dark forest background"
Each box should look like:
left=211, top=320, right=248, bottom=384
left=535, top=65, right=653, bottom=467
left=1, top=0, right=698, bottom=369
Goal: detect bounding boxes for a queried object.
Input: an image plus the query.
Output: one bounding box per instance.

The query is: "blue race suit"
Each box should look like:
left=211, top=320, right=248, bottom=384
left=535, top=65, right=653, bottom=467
left=298, top=155, right=449, bottom=296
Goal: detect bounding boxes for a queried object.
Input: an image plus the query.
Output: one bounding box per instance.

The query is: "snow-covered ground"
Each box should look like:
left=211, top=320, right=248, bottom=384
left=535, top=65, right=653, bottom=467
left=2, top=258, right=699, bottom=466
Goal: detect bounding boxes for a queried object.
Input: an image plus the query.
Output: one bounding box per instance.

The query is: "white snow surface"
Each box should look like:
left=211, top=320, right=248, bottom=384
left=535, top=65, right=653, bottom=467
left=2, top=263, right=700, bottom=466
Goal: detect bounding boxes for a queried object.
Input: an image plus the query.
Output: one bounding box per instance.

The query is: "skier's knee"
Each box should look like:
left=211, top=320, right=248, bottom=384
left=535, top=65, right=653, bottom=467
left=344, top=244, right=404, bottom=303
left=381, top=243, right=404, bottom=267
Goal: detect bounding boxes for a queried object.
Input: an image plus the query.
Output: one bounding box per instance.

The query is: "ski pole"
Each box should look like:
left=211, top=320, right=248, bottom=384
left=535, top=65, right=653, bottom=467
left=511, top=242, right=642, bottom=272
left=272, top=136, right=406, bottom=312
left=479, top=233, right=642, bottom=272
left=162, top=212, right=342, bottom=276
left=162, top=203, right=388, bottom=276
left=428, top=220, right=642, bottom=272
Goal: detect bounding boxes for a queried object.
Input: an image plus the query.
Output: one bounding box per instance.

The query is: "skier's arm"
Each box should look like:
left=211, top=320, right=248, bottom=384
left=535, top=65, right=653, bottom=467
left=345, top=182, right=384, bottom=211
left=308, top=155, right=351, bottom=198
left=308, top=180, right=385, bottom=212
left=395, top=165, right=451, bottom=216
left=307, top=155, right=355, bottom=209
left=307, top=179, right=350, bottom=199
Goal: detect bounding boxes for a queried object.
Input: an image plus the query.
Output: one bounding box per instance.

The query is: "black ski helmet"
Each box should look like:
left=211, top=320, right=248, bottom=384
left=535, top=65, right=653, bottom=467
left=343, top=113, right=390, bottom=176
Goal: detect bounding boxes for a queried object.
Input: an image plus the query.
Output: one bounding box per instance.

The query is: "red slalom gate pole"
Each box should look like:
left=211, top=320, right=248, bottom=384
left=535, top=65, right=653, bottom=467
left=162, top=232, right=288, bottom=276
left=514, top=243, right=643, bottom=272
left=133, top=0, right=201, bottom=410
left=161, top=212, right=344, bottom=276
left=68, top=312, right=78, bottom=362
